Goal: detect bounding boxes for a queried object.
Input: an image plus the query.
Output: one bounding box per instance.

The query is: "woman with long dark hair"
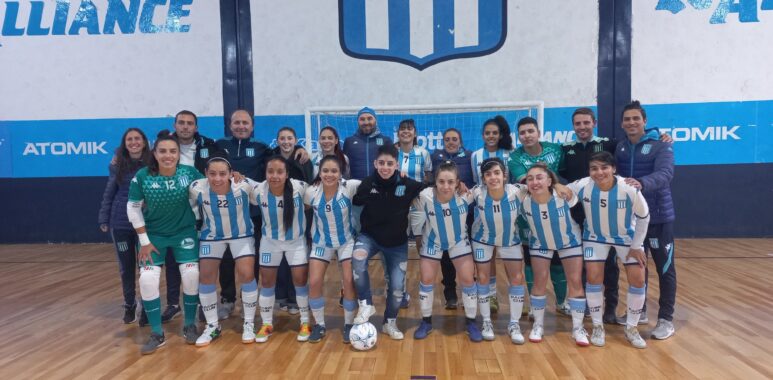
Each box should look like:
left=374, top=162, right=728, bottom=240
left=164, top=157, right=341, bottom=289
left=312, top=126, right=350, bottom=179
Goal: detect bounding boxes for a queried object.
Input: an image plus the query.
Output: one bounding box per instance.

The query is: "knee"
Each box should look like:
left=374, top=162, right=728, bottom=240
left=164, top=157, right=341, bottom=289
left=510, top=272, right=524, bottom=285
left=179, top=263, right=199, bottom=295
left=139, top=266, right=162, bottom=300
left=352, top=249, right=368, bottom=262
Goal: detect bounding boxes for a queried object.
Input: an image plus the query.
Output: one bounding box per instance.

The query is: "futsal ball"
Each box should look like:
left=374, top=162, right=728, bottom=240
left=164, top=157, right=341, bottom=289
left=349, top=322, right=378, bottom=351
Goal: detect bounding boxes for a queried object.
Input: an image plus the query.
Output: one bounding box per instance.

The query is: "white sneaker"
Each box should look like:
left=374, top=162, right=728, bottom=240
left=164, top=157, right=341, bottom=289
left=651, top=319, right=675, bottom=340
left=625, top=326, right=647, bottom=349
left=529, top=324, right=544, bottom=343
left=572, top=327, right=590, bottom=347
left=242, top=322, right=255, bottom=344
left=381, top=319, right=404, bottom=340
left=354, top=301, right=375, bottom=324
left=508, top=322, right=525, bottom=345
left=195, top=323, right=221, bottom=347
left=590, top=324, right=605, bottom=347
left=481, top=320, right=495, bottom=341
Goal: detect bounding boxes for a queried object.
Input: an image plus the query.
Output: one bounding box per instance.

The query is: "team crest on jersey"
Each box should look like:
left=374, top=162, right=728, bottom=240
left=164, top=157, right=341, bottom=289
left=179, top=175, right=190, bottom=188
left=294, top=197, right=302, bottom=208
left=201, top=244, right=211, bottom=256
left=395, top=185, right=406, bottom=196
left=509, top=200, right=518, bottom=210
left=584, top=247, right=594, bottom=258
left=545, top=154, right=556, bottom=164
left=376, top=138, right=383, bottom=146
left=338, top=198, right=349, bottom=209
left=246, top=148, right=255, bottom=157
left=617, top=200, right=627, bottom=209
left=261, top=252, right=271, bottom=264
left=641, top=144, right=652, bottom=155
left=200, top=148, right=209, bottom=159
left=557, top=208, right=565, bottom=217
left=315, top=247, right=325, bottom=257
left=649, top=238, right=660, bottom=249
left=180, top=237, right=196, bottom=249
left=117, top=241, right=128, bottom=252
left=475, top=248, right=485, bottom=260
left=594, top=144, right=604, bottom=153
left=338, top=0, right=507, bottom=70
left=235, top=197, right=243, bottom=206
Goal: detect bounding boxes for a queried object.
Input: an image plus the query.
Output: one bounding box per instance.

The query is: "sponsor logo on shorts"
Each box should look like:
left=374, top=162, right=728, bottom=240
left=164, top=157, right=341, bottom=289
left=584, top=247, right=594, bottom=258
left=201, top=244, right=211, bottom=256
left=475, top=248, right=485, bottom=260
left=617, top=200, right=627, bottom=209
left=426, top=246, right=436, bottom=255
left=315, top=247, right=325, bottom=257
left=261, top=252, right=271, bottom=264
left=395, top=185, right=406, bottom=197
left=180, top=237, right=196, bottom=249
left=177, top=237, right=196, bottom=250
left=539, top=249, right=548, bottom=255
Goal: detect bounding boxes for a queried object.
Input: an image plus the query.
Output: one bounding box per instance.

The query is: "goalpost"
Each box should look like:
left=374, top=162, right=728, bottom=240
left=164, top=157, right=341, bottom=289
left=303, top=102, right=544, bottom=153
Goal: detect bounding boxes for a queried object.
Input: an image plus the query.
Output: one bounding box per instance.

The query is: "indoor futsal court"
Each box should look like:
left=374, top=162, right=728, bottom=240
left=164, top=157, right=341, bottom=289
left=2, top=1, right=772, bottom=379
left=1, top=239, right=772, bottom=379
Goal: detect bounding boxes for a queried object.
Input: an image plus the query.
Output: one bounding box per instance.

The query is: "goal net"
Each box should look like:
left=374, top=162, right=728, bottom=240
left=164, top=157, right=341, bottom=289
left=303, top=102, right=544, bottom=153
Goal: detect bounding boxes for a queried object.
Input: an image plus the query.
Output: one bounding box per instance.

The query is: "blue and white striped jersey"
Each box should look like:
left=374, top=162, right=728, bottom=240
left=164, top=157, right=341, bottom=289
left=304, top=179, right=361, bottom=248
left=413, top=188, right=473, bottom=251
left=189, top=178, right=255, bottom=241
left=398, top=146, right=432, bottom=182
left=471, top=148, right=511, bottom=184
left=569, top=177, right=650, bottom=246
left=471, top=184, right=526, bottom=247
left=251, top=179, right=308, bottom=241
left=520, top=190, right=582, bottom=250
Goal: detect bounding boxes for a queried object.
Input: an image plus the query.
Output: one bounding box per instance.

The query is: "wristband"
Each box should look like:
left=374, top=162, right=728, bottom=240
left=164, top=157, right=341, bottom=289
left=138, top=233, right=151, bottom=246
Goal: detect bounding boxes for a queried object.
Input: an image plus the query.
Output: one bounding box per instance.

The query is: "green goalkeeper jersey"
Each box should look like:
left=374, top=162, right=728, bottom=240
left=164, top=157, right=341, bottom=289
left=128, top=164, right=204, bottom=237
left=508, top=142, right=564, bottom=183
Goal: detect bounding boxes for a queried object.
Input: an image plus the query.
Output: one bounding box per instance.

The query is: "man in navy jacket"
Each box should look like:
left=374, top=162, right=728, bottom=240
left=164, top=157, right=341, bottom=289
left=614, top=101, right=676, bottom=340
left=343, top=107, right=393, bottom=180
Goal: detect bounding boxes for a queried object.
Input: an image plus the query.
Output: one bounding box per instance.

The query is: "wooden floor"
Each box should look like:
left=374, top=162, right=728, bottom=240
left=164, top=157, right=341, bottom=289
left=0, top=239, right=772, bottom=379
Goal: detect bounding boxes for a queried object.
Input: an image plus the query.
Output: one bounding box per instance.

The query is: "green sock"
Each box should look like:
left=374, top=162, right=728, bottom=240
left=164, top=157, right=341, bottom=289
left=550, top=264, right=567, bottom=305
left=525, top=265, right=534, bottom=294
left=183, top=294, right=199, bottom=326
left=143, top=297, right=163, bottom=335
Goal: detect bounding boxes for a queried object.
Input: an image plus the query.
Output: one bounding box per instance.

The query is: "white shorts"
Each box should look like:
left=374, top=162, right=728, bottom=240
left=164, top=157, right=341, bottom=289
left=309, top=240, right=355, bottom=263
left=472, top=241, right=523, bottom=263
left=583, top=241, right=639, bottom=265
left=407, top=206, right=424, bottom=237
left=199, top=236, right=255, bottom=260
left=420, top=239, right=471, bottom=260
left=530, top=246, right=583, bottom=260
left=258, top=237, right=308, bottom=267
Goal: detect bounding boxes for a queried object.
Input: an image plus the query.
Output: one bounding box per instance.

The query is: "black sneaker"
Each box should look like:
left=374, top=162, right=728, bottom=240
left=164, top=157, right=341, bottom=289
left=140, top=333, right=166, bottom=355
left=161, top=304, right=181, bottom=324
left=342, top=324, right=353, bottom=344
left=602, top=312, right=617, bottom=325
left=123, top=303, right=138, bottom=324
left=198, top=304, right=206, bottom=323
left=444, top=299, right=458, bottom=310
left=183, top=324, right=199, bottom=345
left=309, top=324, right=327, bottom=343
left=138, top=308, right=149, bottom=327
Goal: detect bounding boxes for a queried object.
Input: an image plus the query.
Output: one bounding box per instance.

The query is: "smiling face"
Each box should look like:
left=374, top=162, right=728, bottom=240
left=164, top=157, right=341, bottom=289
left=435, top=169, right=458, bottom=201
left=206, top=161, right=231, bottom=190
left=483, top=123, right=501, bottom=150
left=124, top=130, right=145, bottom=156
left=277, top=129, right=297, bottom=155
left=153, top=140, right=179, bottom=171
left=589, top=160, right=616, bottom=190
left=443, top=130, right=461, bottom=153
left=483, top=164, right=505, bottom=191
left=374, top=153, right=397, bottom=180
left=230, top=110, right=254, bottom=140
left=526, top=166, right=552, bottom=196
left=266, top=158, right=288, bottom=192
left=398, top=123, right=416, bottom=145
left=357, top=113, right=376, bottom=135
left=572, top=114, right=595, bottom=142
left=518, top=123, right=540, bottom=149
left=622, top=109, right=646, bottom=141
left=319, top=129, right=338, bottom=154
left=320, top=159, right=342, bottom=187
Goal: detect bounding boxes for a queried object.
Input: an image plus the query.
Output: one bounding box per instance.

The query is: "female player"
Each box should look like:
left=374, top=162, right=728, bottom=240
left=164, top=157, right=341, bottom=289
left=189, top=157, right=260, bottom=347
left=304, top=156, right=361, bottom=343
left=509, top=117, right=569, bottom=317
left=567, top=152, right=650, bottom=348
left=520, top=163, right=588, bottom=346
left=99, top=128, right=151, bottom=324
left=311, top=126, right=350, bottom=179
left=469, top=158, right=528, bottom=343
left=412, top=161, right=481, bottom=342
left=251, top=156, right=311, bottom=343
left=127, top=130, right=204, bottom=355
left=470, top=115, right=514, bottom=311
